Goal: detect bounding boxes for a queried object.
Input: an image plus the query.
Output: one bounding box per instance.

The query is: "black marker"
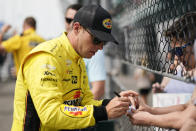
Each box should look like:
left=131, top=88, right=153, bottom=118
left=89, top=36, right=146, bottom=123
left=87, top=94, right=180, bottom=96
left=114, top=91, right=121, bottom=97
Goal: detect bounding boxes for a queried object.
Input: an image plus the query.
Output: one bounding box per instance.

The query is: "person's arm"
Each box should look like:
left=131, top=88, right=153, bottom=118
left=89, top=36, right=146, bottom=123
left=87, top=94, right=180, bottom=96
left=0, top=44, right=6, bottom=54
left=0, top=24, right=12, bottom=53
left=24, top=53, right=99, bottom=129
left=148, top=104, right=188, bottom=115
left=0, top=24, right=11, bottom=43
left=129, top=110, right=184, bottom=129
left=137, top=96, right=188, bottom=115
left=91, top=80, right=105, bottom=100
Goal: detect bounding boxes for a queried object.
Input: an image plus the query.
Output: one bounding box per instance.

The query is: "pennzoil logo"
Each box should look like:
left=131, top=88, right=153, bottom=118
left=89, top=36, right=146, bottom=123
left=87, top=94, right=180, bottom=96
left=102, top=18, right=112, bottom=29
left=61, top=105, right=90, bottom=117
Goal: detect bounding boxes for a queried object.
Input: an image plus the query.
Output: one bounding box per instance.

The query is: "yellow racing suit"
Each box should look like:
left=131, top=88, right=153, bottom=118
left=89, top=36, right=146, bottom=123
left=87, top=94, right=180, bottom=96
left=2, top=28, right=45, bottom=74
left=11, top=33, right=109, bottom=131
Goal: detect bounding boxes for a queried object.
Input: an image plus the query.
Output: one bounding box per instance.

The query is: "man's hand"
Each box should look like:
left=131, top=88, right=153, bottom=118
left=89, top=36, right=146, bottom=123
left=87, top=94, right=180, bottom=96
left=106, top=96, right=130, bottom=119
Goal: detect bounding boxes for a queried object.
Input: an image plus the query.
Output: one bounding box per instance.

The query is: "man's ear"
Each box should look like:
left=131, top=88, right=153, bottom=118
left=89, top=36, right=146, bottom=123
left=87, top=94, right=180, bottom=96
left=72, top=22, right=81, bottom=35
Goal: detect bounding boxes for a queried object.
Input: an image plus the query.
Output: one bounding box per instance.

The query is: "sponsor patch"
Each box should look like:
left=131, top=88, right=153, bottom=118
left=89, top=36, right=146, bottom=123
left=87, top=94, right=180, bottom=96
left=60, top=105, right=90, bottom=118
left=41, top=64, right=56, bottom=71
left=63, top=89, right=82, bottom=105
left=66, top=60, right=72, bottom=66
left=72, top=76, right=77, bottom=84
left=64, top=98, right=82, bottom=106
left=41, top=77, right=57, bottom=82
left=102, top=18, right=112, bottom=29
left=62, top=78, right=71, bottom=82
left=44, top=71, right=55, bottom=76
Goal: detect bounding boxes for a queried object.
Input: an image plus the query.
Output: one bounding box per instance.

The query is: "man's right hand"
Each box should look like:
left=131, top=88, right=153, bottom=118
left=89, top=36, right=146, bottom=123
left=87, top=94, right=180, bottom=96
left=106, top=96, right=130, bottom=119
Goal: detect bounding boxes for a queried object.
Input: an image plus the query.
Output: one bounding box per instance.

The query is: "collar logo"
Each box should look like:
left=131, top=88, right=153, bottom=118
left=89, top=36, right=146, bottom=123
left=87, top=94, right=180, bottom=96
left=102, top=18, right=112, bottom=29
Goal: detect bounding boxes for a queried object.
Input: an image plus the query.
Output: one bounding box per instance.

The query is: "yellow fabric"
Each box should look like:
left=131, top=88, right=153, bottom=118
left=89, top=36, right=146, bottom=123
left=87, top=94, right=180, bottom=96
left=1, top=28, right=45, bottom=73
left=12, top=33, right=103, bottom=131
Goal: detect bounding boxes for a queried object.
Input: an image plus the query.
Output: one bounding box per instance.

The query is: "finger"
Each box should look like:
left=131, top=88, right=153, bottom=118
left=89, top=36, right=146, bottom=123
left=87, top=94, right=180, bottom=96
left=120, top=90, right=139, bottom=97
left=129, top=96, right=136, bottom=108
left=134, top=96, right=140, bottom=109
left=118, top=97, right=131, bottom=102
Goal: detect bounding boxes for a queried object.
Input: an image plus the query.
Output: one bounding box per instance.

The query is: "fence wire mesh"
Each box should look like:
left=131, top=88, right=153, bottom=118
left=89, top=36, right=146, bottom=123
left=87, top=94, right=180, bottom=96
left=106, top=0, right=196, bottom=83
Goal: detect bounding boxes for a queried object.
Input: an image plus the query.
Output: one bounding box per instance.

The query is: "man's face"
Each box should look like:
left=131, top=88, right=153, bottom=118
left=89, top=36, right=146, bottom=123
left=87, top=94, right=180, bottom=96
left=65, top=8, right=77, bottom=32
left=75, top=25, right=104, bottom=58
left=167, top=37, right=195, bottom=70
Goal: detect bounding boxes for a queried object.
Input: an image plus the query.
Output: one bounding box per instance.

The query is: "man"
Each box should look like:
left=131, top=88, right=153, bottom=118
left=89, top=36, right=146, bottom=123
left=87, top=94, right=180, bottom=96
left=128, top=12, right=196, bottom=131
left=11, top=5, right=138, bottom=131
left=65, top=4, right=106, bottom=100
left=0, top=17, right=45, bottom=75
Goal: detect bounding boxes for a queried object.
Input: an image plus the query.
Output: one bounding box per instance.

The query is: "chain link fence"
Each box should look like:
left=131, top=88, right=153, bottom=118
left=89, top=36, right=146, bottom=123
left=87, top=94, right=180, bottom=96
left=105, top=0, right=196, bottom=83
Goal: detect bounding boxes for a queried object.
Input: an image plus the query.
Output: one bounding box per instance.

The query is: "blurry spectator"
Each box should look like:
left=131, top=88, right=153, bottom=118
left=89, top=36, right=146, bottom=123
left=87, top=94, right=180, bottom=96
left=152, top=28, right=196, bottom=94
left=65, top=4, right=106, bottom=100
left=0, top=17, right=45, bottom=76
left=128, top=12, right=196, bottom=131
left=134, top=68, right=154, bottom=104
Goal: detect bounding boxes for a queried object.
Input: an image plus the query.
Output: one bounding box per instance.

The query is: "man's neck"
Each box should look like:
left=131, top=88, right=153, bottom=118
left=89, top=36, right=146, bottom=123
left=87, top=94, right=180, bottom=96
left=67, top=31, right=77, bottom=51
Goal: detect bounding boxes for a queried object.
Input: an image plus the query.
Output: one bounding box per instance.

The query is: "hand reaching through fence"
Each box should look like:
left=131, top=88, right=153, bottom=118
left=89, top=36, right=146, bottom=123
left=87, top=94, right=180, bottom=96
left=128, top=111, right=153, bottom=126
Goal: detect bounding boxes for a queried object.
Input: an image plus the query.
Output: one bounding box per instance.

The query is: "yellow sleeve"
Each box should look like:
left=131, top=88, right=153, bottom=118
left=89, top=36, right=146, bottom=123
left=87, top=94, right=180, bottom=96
left=23, top=53, right=96, bottom=130
left=1, top=35, right=21, bottom=52
left=81, top=78, right=103, bottom=106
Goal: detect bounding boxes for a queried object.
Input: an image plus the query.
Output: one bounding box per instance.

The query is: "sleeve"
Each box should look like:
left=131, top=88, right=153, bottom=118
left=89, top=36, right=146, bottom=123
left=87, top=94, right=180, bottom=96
left=86, top=50, right=106, bottom=82
left=1, top=35, right=21, bottom=52
left=23, top=53, right=102, bottom=130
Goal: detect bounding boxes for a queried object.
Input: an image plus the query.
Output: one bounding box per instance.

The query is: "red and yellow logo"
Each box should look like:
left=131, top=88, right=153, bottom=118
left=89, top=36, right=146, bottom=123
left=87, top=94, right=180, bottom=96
left=102, top=18, right=112, bottom=29
left=61, top=105, right=91, bottom=118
